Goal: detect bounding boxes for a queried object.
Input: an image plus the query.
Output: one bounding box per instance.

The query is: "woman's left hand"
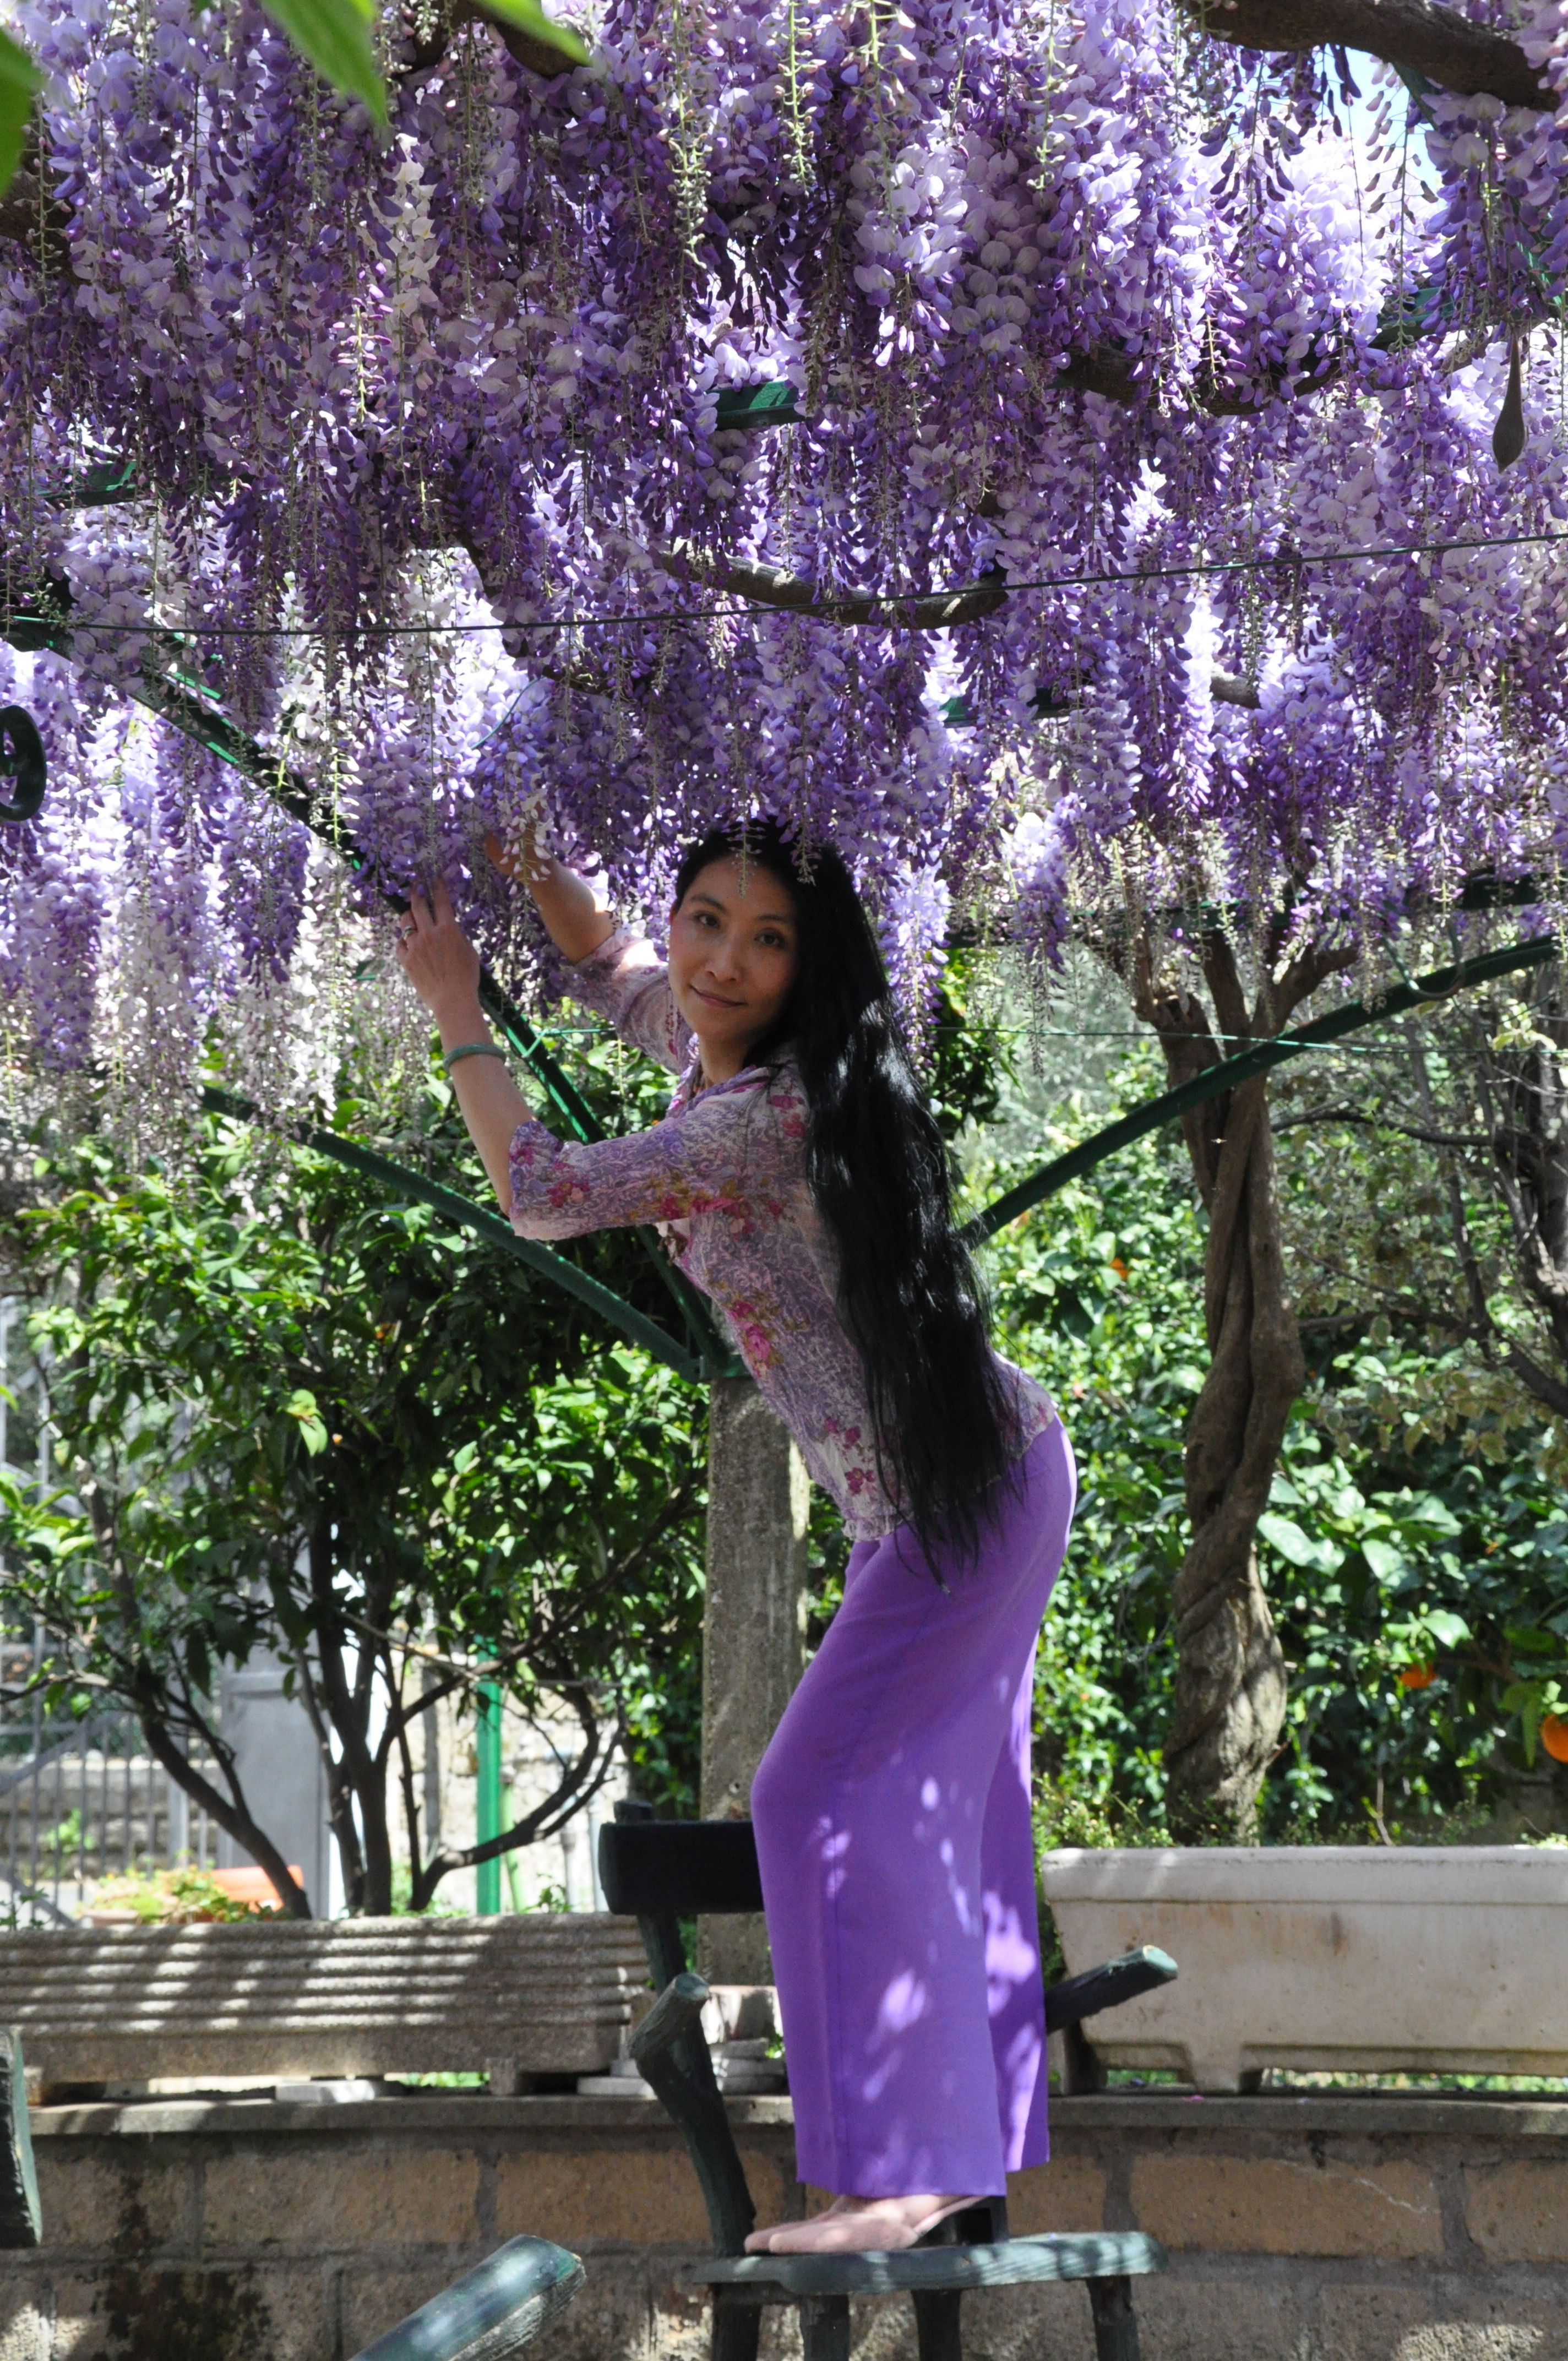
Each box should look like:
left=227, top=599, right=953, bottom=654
left=392, top=878, right=528, bottom=1214
left=394, top=880, right=483, bottom=1029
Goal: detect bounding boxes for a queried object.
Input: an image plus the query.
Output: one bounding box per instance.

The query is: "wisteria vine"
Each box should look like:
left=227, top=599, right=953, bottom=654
left=1, top=0, right=1567, bottom=1127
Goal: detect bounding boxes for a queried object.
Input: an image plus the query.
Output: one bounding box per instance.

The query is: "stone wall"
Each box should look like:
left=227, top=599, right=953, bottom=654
left=3, top=2091, right=1566, bottom=2361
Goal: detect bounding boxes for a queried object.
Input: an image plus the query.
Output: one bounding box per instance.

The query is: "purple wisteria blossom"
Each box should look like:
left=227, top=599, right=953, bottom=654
left=0, top=0, right=1564, bottom=1095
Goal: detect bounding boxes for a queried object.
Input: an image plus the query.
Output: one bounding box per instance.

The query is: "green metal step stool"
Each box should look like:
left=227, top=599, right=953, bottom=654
left=598, top=1802, right=1177, bottom=2361
left=352, top=2236, right=585, bottom=2361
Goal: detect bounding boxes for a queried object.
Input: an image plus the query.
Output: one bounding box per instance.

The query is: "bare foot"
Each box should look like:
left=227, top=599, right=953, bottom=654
left=748, top=2195, right=979, bottom=2255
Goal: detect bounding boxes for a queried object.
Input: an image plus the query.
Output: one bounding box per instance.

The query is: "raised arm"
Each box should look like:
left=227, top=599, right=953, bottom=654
left=509, top=1073, right=772, bottom=1241
left=395, top=880, right=530, bottom=1210
left=489, top=826, right=690, bottom=1076
left=486, top=826, right=614, bottom=966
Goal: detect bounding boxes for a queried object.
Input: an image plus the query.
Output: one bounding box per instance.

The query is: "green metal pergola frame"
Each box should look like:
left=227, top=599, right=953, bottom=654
left=4, top=516, right=1562, bottom=1384
left=4, top=568, right=741, bottom=1381
left=963, top=930, right=1562, bottom=1248
left=197, top=928, right=1562, bottom=1378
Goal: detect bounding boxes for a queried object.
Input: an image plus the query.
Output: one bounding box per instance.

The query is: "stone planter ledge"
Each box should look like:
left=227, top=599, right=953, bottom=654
left=1042, top=1844, right=1568, bottom=2093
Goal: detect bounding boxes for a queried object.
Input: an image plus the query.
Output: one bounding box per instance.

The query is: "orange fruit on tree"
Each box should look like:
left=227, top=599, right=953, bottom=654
left=1399, top=1664, right=1436, bottom=1691
left=1540, top=1715, right=1568, bottom=1764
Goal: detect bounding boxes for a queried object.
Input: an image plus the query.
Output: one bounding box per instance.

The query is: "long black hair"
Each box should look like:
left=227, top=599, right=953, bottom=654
left=672, top=818, right=1022, bottom=1568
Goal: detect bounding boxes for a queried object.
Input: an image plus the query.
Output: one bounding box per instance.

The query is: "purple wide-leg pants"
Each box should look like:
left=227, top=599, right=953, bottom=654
left=750, top=1419, right=1076, bottom=2199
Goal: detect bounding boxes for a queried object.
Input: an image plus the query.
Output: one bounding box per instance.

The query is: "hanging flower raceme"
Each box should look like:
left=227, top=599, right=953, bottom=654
left=0, top=0, right=1565, bottom=1115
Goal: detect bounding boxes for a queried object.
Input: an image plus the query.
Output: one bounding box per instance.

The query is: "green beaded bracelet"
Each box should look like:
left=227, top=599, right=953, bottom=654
left=443, top=1041, right=507, bottom=1073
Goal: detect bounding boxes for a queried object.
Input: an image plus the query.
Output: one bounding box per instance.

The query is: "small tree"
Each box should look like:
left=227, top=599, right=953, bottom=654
left=0, top=1066, right=706, bottom=1916
left=972, top=1054, right=1568, bottom=1843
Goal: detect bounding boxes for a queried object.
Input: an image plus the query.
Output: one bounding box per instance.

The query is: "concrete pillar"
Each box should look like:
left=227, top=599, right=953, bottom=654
left=699, top=1376, right=810, bottom=1983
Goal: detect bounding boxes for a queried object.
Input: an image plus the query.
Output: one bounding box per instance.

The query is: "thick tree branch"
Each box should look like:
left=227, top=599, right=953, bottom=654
left=650, top=544, right=1009, bottom=629
left=1272, top=1102, right=1490, bottom=1149
left=1271, top=940, right=1361, bottom=1026
left=393, top=1664, right=426, bottom=1889
left=410, top=1682, right=615, bottom=1912
left=291, top=1626, right=367, bottom=1909
left=0, top=132, right=72, bottom=264
left=1474, top=1033, right=1568, bottom=1368
left=1499, top=1337, right=1568, bottom=1418
left=303, top=1524, right=377, bottom=1908
left=396, top=0, right=584, bottom=80
left=133, top=1691, right=313, bottom=1917
left=1407, top=1021, right=1500, bottom=1344
left=1186, top=0, right=1550, bottom=108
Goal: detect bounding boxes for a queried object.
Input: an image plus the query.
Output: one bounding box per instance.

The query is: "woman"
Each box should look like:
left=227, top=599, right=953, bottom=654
left=396, top=819, right=1074, bottom=2255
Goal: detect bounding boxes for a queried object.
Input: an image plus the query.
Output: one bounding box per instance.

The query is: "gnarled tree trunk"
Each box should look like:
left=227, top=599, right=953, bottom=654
left=1163, top=1069, right=1298, bottom=1836
left=1124, top=928, right=1353, bottom=1837
left=1461, top=962, right=1568, bottom=1421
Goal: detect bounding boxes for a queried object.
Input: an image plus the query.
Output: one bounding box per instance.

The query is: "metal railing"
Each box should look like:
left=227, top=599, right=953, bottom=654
left=1, top=1298, right=219, bottom=1922
left=1, top=1626, right=217, bottom=1924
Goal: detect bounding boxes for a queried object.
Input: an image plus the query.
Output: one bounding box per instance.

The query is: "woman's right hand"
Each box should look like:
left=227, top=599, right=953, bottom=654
left=484, top=821, right=549, bottom=886
left=486, top=824, right=616, bottom=966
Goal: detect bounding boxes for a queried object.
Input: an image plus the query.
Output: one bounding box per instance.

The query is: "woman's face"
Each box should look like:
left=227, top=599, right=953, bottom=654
left=668, top=856, right=800, bottom=1078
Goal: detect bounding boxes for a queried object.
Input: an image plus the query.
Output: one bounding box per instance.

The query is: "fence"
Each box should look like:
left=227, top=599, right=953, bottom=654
left=1, top=1626, right=220, bottom=1925
left=0, top=1296, right=222, bottom=1922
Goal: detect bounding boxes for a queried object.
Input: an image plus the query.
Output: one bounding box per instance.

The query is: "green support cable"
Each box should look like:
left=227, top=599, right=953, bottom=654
left=200, top=1085, right=721, bottom=1383
left=476, top=1674, right=503, bottom=1917
left=965, top=932, right=1561, bottom=1247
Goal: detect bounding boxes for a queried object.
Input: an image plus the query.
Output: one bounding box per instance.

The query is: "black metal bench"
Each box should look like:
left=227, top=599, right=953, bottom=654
left=598, top=1802, right=1177, bottom=2361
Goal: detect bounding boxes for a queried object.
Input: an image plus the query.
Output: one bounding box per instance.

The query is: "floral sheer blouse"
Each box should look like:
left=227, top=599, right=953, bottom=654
left=508, top=927, right=1055, bottom=1540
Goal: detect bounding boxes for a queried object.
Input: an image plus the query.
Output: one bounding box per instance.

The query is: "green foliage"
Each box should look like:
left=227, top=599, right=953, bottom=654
left=91, top=1862, right=281, bottom=1923
left=37, top=1808, right=83, bottom=1868
left=259, top=0, right=386, bottom=124
left=7, top=971, right=1562, bottom=1879
left=974, top=1100, right=1194, bottom=1836
left=967, top=1057, right=1568, bottom=1843
left=478, top=0, right=589, bottom=62
left=1263, top=1449, right=1568, bottom=1814
left=0, top=25, right=41, bottom=200
left=0, top=1045, right=708, bottom=1907
left=184, top=0, right=586, bottom=144
left=1272, top=979, right=1567, bottom=1487
left=928, top=955, right=1017, bottom=1141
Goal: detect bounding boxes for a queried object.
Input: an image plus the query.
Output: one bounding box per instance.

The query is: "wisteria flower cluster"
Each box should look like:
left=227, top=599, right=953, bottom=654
left=0, top=0, right=1565, bottom=1114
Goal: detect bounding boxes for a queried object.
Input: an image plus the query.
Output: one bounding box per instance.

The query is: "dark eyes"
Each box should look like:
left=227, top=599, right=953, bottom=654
left=689, top=909, right=787, bottom=950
